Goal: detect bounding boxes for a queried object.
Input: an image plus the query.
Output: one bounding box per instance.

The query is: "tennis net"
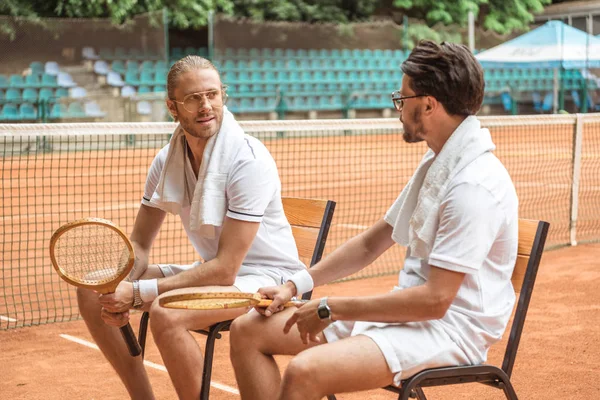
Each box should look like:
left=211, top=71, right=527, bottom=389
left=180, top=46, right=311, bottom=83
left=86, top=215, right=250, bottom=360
left=1, top=114, right=599, bottom=329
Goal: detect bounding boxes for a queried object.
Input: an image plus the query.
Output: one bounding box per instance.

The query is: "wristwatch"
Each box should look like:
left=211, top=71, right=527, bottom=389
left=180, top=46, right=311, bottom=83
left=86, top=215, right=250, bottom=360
left=317, top=297, right=332, bottom=321
left=132, top=280, right=144, bottom=309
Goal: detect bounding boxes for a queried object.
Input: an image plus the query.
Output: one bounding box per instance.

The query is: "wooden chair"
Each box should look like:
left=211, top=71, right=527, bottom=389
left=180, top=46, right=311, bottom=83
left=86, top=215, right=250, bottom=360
left=137, top=197, right=336, bottom=400
left=330, top=219, right=550, bottom=400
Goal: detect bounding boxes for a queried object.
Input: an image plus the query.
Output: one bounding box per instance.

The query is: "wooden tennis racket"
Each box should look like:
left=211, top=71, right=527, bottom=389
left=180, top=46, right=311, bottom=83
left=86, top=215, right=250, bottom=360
left=49, top=217, right=142, bottom=357
left=159, top=292, right=308, bottom=310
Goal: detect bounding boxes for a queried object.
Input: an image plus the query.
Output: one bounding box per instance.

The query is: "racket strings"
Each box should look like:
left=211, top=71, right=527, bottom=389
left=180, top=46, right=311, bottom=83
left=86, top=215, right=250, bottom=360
left=54, top=224, right=130, bottom=285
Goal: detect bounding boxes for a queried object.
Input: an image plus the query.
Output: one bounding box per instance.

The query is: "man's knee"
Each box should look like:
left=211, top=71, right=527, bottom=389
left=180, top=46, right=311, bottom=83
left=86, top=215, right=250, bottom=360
left=230, top=312, right=262, bottom=352
left=282, top=354, right=320, bottom=395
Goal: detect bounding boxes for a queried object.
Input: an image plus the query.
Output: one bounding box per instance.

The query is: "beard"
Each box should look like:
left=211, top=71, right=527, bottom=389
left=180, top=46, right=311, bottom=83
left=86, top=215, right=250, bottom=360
left=401, top=108, right=425, bottom=143
left=179, top=110, right=223, bottom=140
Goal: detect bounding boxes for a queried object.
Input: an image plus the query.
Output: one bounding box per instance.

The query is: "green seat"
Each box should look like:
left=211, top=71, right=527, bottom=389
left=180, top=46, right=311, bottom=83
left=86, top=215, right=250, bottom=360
left=19, top=103, right=37, bottom=119
left=55, top=88, right=69, bottom=98
left=41, top=74, right=57, bottom=88
left=0, top=74, right=8, bottom=89
left=67, top=102, right=86, bottom=118
left=125, top=71, right=140, bottom=86
left=10, top=74, right=25, bottom=88
left=1, top=103, right=19, bottom=120
left=138, top=85, right=151, bottom=94
left=5, top=88, right=20, bottom=103
left=22, top=88, right=38, bottom=102
left=111, top=60, right=126, bottom=75
left=50, top=103, right=66, bottom=119
left=141, top=61, right=155, bottom=71
left=170, top=47, right=183, bottom=60
left=30, top=62, right=44, bottom=75
left=38, top=88, right=54, bottom=101
left=140, top=70, right=154, bottom=86
left=152, top=85, right=166, bottom=93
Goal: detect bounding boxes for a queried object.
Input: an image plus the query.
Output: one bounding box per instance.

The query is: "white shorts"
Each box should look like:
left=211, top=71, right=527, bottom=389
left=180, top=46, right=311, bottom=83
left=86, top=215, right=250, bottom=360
left=323, top=319, right=471, bottom=386
left=156, top=262, right=292, bottom=293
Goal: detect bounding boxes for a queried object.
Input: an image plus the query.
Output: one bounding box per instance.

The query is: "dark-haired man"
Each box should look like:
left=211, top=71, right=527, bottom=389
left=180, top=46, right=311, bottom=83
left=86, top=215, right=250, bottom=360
left=228, top=40, right=519, bottom=400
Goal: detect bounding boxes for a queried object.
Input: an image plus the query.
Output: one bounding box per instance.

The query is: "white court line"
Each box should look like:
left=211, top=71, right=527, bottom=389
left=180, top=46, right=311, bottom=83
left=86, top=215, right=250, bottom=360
left=337, top=224, right=369, bottom=230
left=0, top=315, right=17, bottom=322
left=59, top=334, right=239, bottom=395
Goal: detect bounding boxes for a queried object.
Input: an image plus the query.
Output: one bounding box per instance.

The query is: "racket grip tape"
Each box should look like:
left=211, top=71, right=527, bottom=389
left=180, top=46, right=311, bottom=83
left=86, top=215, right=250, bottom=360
left=120, top=323, right=142, bottom=357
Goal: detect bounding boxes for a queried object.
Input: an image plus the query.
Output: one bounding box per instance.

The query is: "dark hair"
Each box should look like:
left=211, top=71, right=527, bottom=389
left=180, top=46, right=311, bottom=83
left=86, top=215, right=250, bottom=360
left=401, top=40, right=485, bottom=116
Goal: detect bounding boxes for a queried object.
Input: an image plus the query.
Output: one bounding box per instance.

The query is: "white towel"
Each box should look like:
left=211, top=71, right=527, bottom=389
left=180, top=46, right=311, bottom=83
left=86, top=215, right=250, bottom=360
left=149, top=106, right=246, bottom=238
left=388, top=116, right=496, bottom=259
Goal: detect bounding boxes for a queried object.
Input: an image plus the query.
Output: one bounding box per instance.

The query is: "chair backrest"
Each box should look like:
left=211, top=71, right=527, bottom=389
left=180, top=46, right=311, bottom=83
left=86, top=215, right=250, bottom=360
left=502, top=219, right=550, bottom=378
left=282, top=197, right=336, bottom=300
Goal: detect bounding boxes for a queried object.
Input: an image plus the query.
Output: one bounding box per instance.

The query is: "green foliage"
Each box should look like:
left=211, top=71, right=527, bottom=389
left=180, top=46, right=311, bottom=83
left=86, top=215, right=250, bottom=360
left=403, top=23, right=463, bottom=49
left=1, top=0, right=553, bottom=34
left=393, top=0, right=552, bottom=35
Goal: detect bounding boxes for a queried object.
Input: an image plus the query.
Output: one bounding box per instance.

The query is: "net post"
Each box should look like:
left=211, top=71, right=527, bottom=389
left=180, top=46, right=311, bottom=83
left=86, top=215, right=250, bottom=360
left=570, top=114, right=584, bottom=246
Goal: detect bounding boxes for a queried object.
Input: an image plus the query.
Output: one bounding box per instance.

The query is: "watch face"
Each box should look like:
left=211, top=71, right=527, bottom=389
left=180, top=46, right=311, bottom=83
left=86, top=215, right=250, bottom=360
left=317, top=305, right=330, bottom=319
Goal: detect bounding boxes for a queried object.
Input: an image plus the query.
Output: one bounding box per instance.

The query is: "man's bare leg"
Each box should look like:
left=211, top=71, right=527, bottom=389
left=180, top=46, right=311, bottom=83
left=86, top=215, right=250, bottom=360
left=149, top=286, right=248, bottom=400
left=76, top=266, right=164, bottom=400
left=229, top=308, right=322, bottom=400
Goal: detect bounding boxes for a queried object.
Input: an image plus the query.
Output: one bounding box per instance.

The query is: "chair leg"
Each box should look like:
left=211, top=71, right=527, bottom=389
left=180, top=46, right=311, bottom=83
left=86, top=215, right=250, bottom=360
left=199, top=325, right=221, bottom=400
left=326, top=395, right=337, bottom=400
left=414, top=387, right=427, bottom=400
left=499, top=379, right=518, bottom=400
left=138, top=311, right=150, bottom=359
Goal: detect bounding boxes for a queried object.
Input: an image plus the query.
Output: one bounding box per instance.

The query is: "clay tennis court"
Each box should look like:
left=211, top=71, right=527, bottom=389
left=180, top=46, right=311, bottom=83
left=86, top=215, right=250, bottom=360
left=1, top=116, right=599, bottom=398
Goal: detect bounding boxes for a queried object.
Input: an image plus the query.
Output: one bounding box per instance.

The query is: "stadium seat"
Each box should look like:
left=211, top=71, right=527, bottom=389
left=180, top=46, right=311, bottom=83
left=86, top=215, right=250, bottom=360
left=140, top=71, right=155, bottom=86
left=5, top=88, right=20, bottom=103
left=542, top=93, right=553, bottom=112
left=9, top=75, right=25, bottom=88
left=22, top=88, right=38, bottom=102
left=82, top=46, right=99, bottom=60
left=141, top=60, right=155, bottom=71
left=0, top=103, right=19, bottom=120
left=55, top=88, right=69, bottom=98
left=38, top=88, right=54, bottom=101
left=24, top=74, right=41, bottom=88
left=70, top=87, right=87, bottom=98
left=67, top=102, right=86, bottom=118
left=107, top=72, right=125, bottom=87
left=30, top=62, right=44, bottom=75
left=121, top=85, right=136, bottom=97
left=138, top=85, right=151, bottom=94
left=0, top=89, right=3, bottom=101
left=125, top=71, right=140, bottom=86
left=84, top=101, right=106, bottom=118
left=0, top=74, right=8, bottom=89
left=129, top=48, right=143, bottom=60
left=44, top=61, right=60, bottom=76
left=42, top=74, right=58, bottom=88
left=153, top=85, right=166, bottom=93
left=57, top=72, right=77, bottom=88
left=114, top=47, right=127, bottom=59
left=501, top=92, right=513, bottom=112
left=19, top=103, right=37, bottom=119
left=136, top=100, right=152, bottom=115
left=111, top=60, right=126, bottom=75
left=170, top=47, right=183, bottom=60
left=93, top=60, right=110, bottom=75
left=50, top=103, right=66, bottom=119
left=532, top=92, right=543, bottom=112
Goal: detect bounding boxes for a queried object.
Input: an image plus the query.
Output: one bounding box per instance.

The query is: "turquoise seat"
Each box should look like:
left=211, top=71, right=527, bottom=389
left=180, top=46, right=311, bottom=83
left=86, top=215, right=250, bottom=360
left=38, top=88, right=54, bottom=101
left=125, top=71, right=140, bottom=86
left=55, top=88, right=69, bottom=98
left=42, top=74, right=57, bottom=88
left=129, top=47, right=144, bottom=60
left=171, top=47, right=183, bottom=60
left=141, top=60, right=155, bottom=71
left=140, top=70, right=154, bottom=86
left=153, top=85, right=166, bottom=92
left=30, top=62, right=44, bottom=75
left=1, top=103, right=19, bottom=120
left=261, top=48, right=273, bottom=58
left=114, top=47, right=127, bottom=59
left=22, top=88, right=38, bottom=102
left=5, top=88, right=20, bottom=103
left=19, top=103, right=37, bottom=119
left=0, top=74, right=8, bottom=89
left=67, top=102, right=86, bottom=118
left=49, top=103, right=66, bottom=119
left=273, top=49, right=284, bottom=58
left=138, top=85, right=151, bottom=94
left=184, top=46, right=196, bottom=56
left=111, top=60, right=126, bottom=75
left=10, top=74, right=25, bottom=88
left=126, top=61, right=139, bottom=72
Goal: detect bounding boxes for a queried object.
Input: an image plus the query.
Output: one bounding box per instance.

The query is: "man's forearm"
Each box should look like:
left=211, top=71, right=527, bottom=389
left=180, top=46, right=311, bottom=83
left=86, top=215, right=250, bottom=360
left=328, top=286, right=450, bottom=323
left=157, top=257, right=236, bottom=294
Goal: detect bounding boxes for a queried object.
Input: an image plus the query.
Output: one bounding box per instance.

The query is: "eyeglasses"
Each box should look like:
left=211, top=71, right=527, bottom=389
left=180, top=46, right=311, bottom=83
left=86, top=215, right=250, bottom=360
left=391, top=90, right=428, bottom=111
left=170, top=86, right=228, bottom=113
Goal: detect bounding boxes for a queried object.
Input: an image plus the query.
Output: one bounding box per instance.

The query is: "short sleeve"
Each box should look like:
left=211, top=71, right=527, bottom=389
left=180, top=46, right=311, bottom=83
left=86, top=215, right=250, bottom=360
left=226, top=158, right=278, bottom=223
left=428, top=182, right=506, bottom=274
left=141, top=147, right=166, bottom=207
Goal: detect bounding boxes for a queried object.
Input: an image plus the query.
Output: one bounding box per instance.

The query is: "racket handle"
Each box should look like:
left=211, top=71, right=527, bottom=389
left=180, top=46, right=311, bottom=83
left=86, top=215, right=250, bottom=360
left=256, top=299, right=308, bottom=308
left=120, top=323, right=142, bottom=357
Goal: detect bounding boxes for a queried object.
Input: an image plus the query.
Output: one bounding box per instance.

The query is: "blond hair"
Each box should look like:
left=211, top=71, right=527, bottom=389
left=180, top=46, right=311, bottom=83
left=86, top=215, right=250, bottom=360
left=166, top=55, right=220, bottom=100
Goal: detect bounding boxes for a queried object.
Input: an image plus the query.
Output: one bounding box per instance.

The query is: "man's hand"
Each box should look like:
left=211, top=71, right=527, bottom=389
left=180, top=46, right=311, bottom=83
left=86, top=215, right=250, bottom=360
left=100, top=309, right=131, bottom=328
left=283, top=298, right=332, bottom=344
left=98, top=281, right=134, bottom=313
left=257, top=281, right=297, bottom=317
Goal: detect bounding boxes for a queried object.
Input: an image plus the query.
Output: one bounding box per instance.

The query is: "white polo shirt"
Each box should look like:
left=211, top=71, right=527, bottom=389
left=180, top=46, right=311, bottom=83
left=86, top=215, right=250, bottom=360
left=142, top=135, right=305, bottom=277
left=385, top=151, right=519, bottom=364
